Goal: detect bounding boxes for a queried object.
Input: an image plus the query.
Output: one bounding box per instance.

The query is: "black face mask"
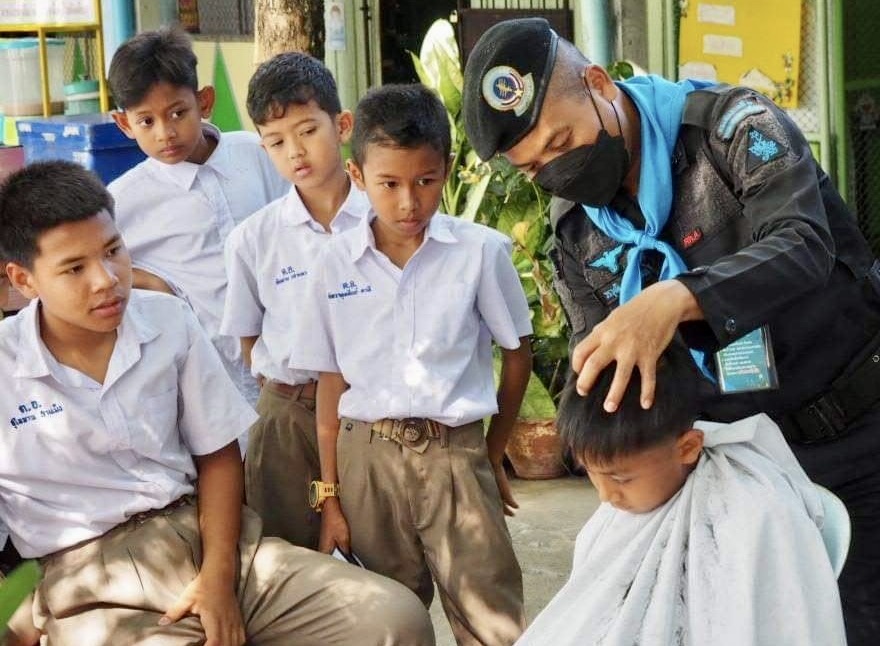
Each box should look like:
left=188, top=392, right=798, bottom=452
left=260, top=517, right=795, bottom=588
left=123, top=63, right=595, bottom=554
left=534, top=86, right=629, bottom=207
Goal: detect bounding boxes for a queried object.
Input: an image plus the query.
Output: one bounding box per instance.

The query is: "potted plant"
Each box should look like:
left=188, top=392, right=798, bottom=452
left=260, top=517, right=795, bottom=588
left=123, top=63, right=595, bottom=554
left=412, top=20, right=570, bottom=479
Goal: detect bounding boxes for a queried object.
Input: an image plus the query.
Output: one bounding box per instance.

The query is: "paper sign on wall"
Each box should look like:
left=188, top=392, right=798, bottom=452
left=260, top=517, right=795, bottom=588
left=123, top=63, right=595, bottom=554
left=325, top=0, right=346, bottom=52
left=0, top=0, right=96, bottom=24
left=679, top=1, right=802, bottom=108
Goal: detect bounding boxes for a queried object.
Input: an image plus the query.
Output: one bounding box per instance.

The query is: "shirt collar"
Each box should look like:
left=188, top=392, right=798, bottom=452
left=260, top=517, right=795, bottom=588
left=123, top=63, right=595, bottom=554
left=13, top=294, right=161, bottom=380
left=146, top=122, right=224, bottom=190
left=349, top=211, right=457, bottom=261
left=285, top=180, right=371, bottom=230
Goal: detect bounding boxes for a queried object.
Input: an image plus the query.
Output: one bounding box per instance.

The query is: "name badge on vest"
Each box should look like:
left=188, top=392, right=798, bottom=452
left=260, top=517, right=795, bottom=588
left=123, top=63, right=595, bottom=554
left=714, top=325, right=779, bottom=394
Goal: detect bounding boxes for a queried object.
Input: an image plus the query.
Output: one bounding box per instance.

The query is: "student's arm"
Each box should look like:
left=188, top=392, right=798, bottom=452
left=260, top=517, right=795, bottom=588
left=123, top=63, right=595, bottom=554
left=132, top=267, right=175, bottom=294
left=315, top=371, right=350, bottom=554
left=160, top=441, right=245, bottom=646
left=238, top=335, right=265, bottom=389
left=487, top=338, right=532, bottom=516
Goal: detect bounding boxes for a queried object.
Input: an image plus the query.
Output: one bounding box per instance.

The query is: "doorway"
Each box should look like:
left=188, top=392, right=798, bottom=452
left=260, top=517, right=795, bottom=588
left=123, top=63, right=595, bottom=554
left=377, top=0, right=457, bottom=84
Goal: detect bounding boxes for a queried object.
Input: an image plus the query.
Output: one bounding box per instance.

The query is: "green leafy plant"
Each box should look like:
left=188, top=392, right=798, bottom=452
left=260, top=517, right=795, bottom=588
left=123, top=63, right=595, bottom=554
left=411, top=19, right=569, bottom=416
left=0, top=561, right=40, bottom=637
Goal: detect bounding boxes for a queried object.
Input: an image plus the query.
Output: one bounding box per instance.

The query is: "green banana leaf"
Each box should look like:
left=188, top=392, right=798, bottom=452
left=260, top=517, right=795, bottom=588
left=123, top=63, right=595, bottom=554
left=0, top=560, right=40, bottom=635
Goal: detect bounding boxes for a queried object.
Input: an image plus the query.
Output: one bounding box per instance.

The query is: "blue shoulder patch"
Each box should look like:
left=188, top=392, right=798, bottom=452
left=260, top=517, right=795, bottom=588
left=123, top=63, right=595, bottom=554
left=716, top=98, right=767, bottom=141
left=745, top=126, right=787, bottom=172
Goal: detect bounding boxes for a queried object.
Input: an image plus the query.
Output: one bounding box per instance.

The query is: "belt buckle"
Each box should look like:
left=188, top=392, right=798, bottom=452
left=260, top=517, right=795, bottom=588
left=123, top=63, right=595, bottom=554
left=399, top=418, right=426, bottom=446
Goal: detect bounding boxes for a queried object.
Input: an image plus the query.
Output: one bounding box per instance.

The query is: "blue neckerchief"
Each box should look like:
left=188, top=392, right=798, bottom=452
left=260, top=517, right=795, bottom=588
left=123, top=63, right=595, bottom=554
left=583, top=75, right=716, bottom=377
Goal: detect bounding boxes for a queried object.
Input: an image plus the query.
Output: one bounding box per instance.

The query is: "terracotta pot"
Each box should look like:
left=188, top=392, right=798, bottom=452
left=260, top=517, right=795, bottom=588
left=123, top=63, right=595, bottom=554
left=505, top=418, right=566, bottom=480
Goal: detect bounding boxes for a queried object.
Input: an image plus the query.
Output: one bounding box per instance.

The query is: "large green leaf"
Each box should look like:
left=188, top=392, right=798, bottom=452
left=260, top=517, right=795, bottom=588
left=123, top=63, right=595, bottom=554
left=0, top=561, right=40, bottom=633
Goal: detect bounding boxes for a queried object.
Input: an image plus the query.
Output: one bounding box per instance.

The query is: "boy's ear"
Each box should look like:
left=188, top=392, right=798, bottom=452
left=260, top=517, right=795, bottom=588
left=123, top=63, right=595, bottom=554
left=346, top=158, right=366, bottom=190
left=110, top=111, right=135, bottom=139
left=6, top=263, right=38, bottom=300
left=197, top=86, right=216, bottom=119
left=676, top=429, right=704, bottom=466
left=336, top=110, right=354, bottom=144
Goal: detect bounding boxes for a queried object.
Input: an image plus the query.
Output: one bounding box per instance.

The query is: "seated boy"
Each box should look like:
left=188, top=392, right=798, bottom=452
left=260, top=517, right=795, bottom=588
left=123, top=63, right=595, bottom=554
left=517, top=342, right=846, bottom=646
left=107, top=27, right=288, bottom=406
left=293, top=84, right=533, bottom=646
left=0, top=161, right=434, bottom=646
left=220, top=52, right=369, bottom=549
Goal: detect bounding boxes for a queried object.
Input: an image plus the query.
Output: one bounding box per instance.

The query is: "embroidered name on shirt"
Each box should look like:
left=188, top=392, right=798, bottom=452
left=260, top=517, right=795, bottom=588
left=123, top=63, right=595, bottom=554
left=9, top=400, right=64, bottom=430
left=274, top=265, right=308, bottom=286
left=327, top=280, right=373, bottom=300
left=682, top=227, right=703, bottom=249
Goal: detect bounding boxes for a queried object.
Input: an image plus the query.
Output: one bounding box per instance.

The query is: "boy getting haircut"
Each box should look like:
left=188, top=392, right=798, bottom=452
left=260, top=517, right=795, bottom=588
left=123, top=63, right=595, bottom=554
left=107, top=27, right=287, bottom=409
left=220, top=51, right=367, bottom=549
left=292, top=83, right=533, bottom=645
left=558, top=340, right=702, bottom=465
left=0, top=161, right=433, bottom=646
left=518, top=341, right=847, bottom=645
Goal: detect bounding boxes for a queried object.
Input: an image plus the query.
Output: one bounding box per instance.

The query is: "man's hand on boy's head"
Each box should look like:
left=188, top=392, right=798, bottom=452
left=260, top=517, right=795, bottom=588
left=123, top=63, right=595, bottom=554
left=159, top=570, right=245, bottom=646
left=572, top=280, right=702, bottom=411
left=318, top=497, right=351, bottom=554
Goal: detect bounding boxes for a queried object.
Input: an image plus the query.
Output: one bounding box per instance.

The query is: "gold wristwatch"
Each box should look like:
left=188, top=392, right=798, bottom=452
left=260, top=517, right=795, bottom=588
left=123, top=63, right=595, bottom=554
left=309, top=480, right=340, bottom=512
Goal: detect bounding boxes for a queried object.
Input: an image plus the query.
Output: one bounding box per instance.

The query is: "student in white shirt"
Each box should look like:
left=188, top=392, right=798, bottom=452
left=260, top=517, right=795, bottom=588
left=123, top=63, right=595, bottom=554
left=107, top=27, right=287, bottom=406
left=293, top=84, right=533, bottom=646
left=517, top=341, right=846, bottom=646
left=0, top=161, right=434, bottom=646
left=220, top=52, right=369, bottom=549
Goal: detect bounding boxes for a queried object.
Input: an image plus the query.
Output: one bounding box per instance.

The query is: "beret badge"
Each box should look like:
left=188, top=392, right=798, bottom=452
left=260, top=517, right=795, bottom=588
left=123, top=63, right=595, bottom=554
left=481, top=66, right=535, bottom=117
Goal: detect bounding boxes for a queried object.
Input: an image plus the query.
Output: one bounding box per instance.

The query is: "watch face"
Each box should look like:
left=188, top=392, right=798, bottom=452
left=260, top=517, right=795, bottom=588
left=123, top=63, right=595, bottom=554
left=309, top=481, right=319, bottom=508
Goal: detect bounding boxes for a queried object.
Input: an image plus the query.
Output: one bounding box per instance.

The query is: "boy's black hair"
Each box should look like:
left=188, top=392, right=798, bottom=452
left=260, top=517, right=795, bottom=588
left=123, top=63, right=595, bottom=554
left=0, top=161, right=114, bottom=268
left=350, top=83, right=451, bottom=166
left=108, top=27, right=198, bottom=110
left=247, top=52, right=342, bottom=126
left=558, top=341, right=705, bottom=465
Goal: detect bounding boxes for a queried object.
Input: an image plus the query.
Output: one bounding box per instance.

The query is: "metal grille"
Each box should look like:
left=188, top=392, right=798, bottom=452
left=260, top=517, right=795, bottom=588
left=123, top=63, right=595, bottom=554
left=844, top=0, right=880, bottom=256
left=196, top=0, right=254, bottom=36
left=784, top=0, right=820, bottom=136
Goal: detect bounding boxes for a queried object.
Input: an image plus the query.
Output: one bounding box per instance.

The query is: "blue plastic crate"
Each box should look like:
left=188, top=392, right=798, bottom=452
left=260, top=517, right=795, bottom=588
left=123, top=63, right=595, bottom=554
left=16, top=113, right=146, bottom=185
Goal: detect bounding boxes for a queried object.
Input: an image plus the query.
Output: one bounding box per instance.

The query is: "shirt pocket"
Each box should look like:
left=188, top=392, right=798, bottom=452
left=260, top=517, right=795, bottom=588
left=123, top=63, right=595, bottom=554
left=130, top=388, right=180, bottom=458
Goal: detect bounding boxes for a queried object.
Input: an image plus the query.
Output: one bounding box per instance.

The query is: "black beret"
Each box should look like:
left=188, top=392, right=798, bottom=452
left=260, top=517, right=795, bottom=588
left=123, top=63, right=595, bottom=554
left=462, top=18, right=559, bottom=160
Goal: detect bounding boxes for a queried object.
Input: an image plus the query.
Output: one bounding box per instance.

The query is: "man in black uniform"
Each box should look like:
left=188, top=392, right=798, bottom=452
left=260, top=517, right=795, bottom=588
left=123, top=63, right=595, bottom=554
left=463, top=18, right=880, bottom=644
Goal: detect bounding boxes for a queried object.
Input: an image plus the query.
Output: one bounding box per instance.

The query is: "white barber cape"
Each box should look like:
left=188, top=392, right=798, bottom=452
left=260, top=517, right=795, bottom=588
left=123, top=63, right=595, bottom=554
left=517, top=414, right=846, bottom=646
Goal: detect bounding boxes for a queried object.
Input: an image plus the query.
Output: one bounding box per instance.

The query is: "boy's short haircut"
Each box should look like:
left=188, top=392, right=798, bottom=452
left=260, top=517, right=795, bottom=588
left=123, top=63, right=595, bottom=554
left=247, top=52, right=342, bottom=126
left=0, top=161, right=114, bottom=267
left=558, top=341, right=704, bottom=465
left=350, top=83, right=451, bottom=166
left=108, top=27, right=197, bottom=110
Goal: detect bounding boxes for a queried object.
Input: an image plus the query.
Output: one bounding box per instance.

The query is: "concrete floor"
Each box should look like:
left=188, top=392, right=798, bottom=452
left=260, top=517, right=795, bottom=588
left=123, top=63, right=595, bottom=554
left=429, top=476, right=600, bottom=645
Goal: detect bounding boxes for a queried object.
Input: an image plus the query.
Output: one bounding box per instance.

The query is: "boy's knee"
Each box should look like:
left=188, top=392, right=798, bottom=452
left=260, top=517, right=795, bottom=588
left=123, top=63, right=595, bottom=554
left=356, top=578, right=435, bottom=646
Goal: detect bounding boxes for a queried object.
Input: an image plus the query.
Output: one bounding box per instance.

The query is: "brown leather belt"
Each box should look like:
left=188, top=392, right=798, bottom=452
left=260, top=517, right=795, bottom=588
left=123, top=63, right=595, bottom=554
left=370, top=417, right=450, bottom=453
left=264, top=380, right=316, bottom=401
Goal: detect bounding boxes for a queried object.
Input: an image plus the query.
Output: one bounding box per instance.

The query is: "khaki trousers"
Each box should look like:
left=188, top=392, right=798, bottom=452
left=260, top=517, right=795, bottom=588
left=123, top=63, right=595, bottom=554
left=32, top=501, right=434, bottom=646
left=338, top=419, right=526, bottom=646
left=245, top=384, right=320, bottom=549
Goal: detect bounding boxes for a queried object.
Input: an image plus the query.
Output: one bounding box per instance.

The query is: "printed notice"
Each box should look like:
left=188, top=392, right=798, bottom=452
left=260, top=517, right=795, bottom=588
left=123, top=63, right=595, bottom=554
left=698, top=4, right=736, bottom=26
left=703, top=34, right=743, bottom=58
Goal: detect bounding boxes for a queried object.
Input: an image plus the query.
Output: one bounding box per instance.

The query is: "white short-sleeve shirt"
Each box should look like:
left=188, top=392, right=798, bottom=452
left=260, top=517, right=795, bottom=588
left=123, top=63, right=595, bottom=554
left=0, top=291, right=257, bottom=557
left=220, top=184, right=369, bottom=385
left=108, top=123, right=288, bottom=401
left=292, top=213, right=533, bottom=426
